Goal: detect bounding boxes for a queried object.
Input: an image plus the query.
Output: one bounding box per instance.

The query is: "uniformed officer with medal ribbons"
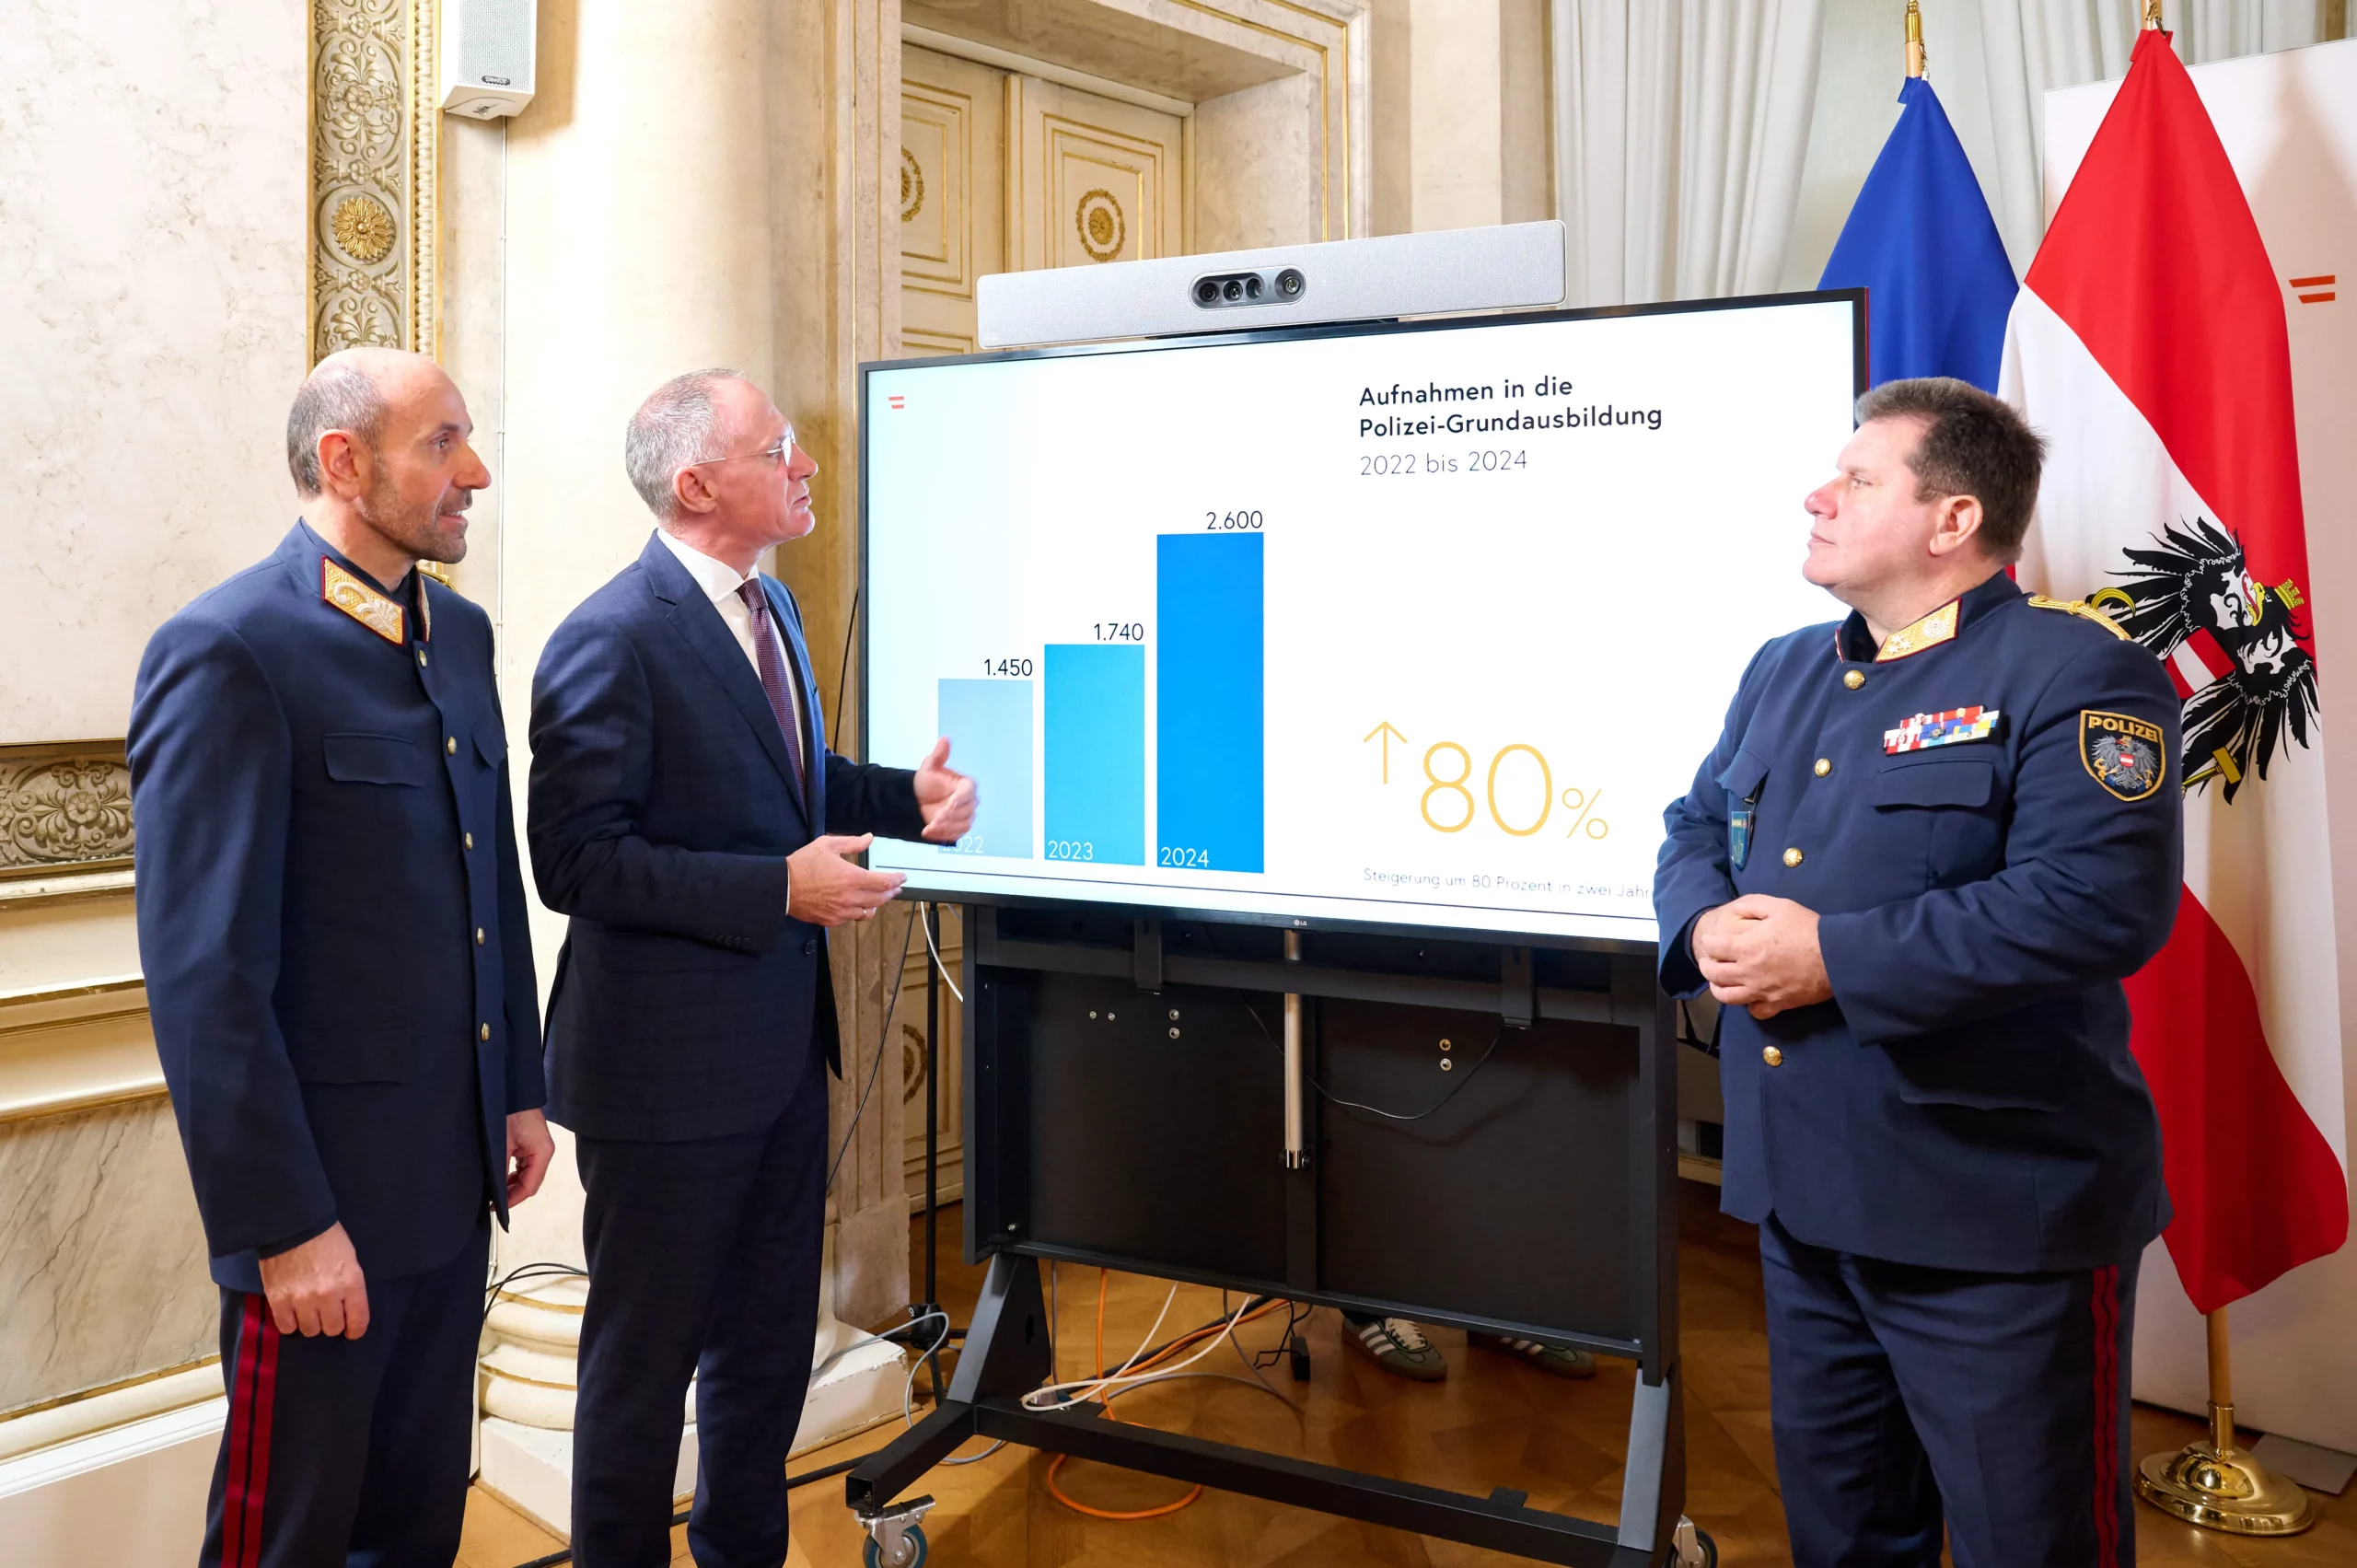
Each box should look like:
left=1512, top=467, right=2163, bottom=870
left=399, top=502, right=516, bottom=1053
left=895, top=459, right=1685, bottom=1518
left=1655, top=377, right=2182, bottom=1568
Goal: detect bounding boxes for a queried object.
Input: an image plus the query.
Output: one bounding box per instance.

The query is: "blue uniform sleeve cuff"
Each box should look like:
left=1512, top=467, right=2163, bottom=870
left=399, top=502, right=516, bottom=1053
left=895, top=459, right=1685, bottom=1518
left=255, top=1214, right=337, bottom=1260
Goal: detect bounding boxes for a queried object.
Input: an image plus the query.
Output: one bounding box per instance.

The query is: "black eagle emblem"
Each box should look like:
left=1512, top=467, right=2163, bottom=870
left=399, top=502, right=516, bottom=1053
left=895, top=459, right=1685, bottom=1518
left=2105, top=517, right=2316, bottom=803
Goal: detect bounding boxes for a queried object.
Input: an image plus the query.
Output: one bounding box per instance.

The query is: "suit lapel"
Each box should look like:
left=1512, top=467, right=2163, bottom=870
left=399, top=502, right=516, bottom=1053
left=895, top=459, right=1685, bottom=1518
left=640, top=536, right=807, bottom=819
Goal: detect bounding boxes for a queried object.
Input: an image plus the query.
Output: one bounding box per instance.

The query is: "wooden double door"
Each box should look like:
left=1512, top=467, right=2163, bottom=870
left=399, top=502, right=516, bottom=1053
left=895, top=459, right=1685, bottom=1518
left=900, top=42, right=1186, bottom=356
left=893, top=43, right=1188, bottom=1201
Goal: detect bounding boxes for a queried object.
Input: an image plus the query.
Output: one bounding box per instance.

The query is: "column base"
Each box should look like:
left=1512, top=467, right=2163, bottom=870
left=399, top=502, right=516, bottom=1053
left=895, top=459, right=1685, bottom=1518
left=480, top=1335, right=911, bottom=1538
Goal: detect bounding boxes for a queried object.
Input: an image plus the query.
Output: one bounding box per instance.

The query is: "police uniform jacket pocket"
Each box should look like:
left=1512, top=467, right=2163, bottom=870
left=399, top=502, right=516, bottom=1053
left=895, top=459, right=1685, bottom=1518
left=1881, top=1014, right=2073, bottom=1112
left=1870, top=756, right=2003, bottom=889
left=322, top=732, right=434, bottom=787
left=282, top=1021, right=412, bottom=1084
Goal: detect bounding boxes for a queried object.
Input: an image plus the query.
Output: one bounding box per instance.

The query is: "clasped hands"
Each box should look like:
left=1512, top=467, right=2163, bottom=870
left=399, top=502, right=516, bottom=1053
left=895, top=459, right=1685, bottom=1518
left=1691, top=894, right=1833, bottom=1019
left=785, top=737, right=976, bottom=926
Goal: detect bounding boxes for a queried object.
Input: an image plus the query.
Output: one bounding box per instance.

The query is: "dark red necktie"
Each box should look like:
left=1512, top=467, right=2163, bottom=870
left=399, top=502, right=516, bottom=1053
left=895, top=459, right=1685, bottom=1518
left=736, top=580, right=807, bottom=799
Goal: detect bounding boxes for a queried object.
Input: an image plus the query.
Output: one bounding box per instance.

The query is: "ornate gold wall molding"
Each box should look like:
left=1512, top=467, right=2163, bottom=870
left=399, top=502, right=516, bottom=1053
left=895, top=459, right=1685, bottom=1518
left=309, top=0, right=438, bottom=365
left=0, top=742, right=134, bottom=881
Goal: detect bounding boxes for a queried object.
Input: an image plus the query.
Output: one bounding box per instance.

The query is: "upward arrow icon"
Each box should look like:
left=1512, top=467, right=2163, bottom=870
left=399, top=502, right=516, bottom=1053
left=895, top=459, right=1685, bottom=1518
left=1363, top=721, right=1408, bottom=784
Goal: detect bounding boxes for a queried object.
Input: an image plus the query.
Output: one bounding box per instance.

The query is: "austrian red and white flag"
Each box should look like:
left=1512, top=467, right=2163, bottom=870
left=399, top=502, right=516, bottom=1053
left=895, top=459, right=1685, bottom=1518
left=2001, top=29, right=2349, bottom=1311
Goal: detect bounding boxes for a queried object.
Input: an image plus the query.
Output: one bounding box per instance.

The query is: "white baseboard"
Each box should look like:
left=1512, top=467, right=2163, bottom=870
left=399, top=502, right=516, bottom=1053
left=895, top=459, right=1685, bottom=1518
left=0, top=1398, right=222, bottom=1568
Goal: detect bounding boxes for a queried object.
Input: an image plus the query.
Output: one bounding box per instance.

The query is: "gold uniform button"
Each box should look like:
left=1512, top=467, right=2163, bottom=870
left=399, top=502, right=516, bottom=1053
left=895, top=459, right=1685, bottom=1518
left=1842, top=669, right=1865, bottom=690
left=447, top=736, right=458, bottom=754
left=1782, top=846, right=1804, bottom=867
left=1814, top=759, right=1831, bottom=777
left=417, top=649, right=429, bottom=668
left=475, top=927, right=485, bottom=946
left=463, top=831, right=475, bottom=850
left=1762, top=1045, right=1784, bottom=1067
left=480, top=1023, right=491, bottom=1041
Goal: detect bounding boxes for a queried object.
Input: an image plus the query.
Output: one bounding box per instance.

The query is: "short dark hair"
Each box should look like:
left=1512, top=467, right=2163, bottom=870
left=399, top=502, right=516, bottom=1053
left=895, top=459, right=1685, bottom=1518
left=285, top=361, right=389, bottom=496
left=1854, top=377, right=2047, bottom=562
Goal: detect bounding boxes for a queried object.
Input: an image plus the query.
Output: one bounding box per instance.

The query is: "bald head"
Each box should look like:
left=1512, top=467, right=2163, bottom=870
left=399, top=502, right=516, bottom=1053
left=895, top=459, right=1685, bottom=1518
left=287, top=347, right=488, bottom=584
left=287, top=348, right=455, bottom=497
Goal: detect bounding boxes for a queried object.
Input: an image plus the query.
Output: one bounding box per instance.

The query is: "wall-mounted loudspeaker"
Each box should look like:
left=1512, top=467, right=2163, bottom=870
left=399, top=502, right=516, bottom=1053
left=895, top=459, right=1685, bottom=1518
left=440, top=0, right=538, bottom=121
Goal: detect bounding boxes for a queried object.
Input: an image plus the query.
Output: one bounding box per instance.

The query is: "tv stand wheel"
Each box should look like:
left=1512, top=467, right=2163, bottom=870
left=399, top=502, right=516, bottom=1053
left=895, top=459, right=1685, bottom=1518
left=1670, top=1517, right=1716, bottom=1568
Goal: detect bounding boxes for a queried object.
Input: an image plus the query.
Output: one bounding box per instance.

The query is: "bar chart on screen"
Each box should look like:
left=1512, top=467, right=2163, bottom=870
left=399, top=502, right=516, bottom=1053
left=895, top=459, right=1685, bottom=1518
left=923, top=528, right=1268, bottom=875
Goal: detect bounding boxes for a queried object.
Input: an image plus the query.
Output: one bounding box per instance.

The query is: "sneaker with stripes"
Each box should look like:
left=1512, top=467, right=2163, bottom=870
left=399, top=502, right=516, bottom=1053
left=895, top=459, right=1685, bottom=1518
left=1341, top=1313, right=1447, bottom=1381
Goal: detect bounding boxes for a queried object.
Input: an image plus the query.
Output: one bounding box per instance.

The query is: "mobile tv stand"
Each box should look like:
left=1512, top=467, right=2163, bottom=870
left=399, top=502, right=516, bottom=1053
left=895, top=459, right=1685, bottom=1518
left=847, top=906, right=1701, bottom=1567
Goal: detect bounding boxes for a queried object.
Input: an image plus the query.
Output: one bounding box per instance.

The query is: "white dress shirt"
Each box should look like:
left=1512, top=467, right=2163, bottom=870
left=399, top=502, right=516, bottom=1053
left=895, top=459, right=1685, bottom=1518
left=655, top=528, right=809, bottom=751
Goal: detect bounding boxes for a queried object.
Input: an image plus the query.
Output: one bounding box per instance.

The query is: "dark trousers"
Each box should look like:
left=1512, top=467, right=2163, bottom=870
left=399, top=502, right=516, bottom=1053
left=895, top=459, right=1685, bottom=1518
left=200, top=1213, right=488, bottom=1568
left=571, top=1070, right=828, bottom=1568
left=1759, top=1214, right=2139, bottom=1568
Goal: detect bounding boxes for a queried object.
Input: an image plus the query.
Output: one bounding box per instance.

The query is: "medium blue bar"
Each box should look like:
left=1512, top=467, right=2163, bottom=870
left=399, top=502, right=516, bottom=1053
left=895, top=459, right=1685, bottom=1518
left=936, top=679, right=1033, bottom=860
left=1043, top=645, right=1145, bottom=865
left=1155, top=533, right=1264, bottom=874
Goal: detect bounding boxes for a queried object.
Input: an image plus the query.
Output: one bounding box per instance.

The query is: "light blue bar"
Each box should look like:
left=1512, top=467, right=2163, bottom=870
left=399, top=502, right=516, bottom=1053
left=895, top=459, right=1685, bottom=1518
left=1155, top=533, right=1264, bottom=874
left=935, top=679, right=1033, bottom=859
left=1044, top=645, right=1145, bottom=865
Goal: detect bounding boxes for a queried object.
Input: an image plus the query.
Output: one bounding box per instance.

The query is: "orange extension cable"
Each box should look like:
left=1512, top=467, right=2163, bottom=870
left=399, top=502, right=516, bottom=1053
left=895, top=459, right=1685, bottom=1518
left=1041, top=1268, right=1289, bottom=1523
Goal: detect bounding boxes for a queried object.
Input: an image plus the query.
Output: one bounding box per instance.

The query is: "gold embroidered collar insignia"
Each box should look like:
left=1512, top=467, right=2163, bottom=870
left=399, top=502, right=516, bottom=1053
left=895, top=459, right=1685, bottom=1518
left=321, top=557, right=406, bottom=645
left=1875, top=598, right=1958, bottom=662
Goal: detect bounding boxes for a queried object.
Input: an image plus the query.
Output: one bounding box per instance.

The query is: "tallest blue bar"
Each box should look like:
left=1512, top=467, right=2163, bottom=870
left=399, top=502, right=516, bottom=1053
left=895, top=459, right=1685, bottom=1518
left=1156, top=532, right=1264, bottom=874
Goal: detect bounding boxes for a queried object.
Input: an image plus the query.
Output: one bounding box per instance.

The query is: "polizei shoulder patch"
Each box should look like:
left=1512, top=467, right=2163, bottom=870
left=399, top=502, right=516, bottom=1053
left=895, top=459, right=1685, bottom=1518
left=2081, top=710, right=2166, bottom=800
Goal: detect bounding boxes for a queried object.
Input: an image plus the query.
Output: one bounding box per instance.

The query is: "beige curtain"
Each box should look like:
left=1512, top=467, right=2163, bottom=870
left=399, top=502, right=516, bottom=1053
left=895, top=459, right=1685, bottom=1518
left=1550, top=0, right=1828, bottom=306
left=1978, top=0, right=2322, bottom=261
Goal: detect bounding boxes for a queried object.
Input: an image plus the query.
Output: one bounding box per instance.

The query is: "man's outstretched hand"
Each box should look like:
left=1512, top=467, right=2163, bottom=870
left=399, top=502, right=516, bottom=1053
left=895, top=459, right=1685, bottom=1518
left=913, top=738, right=978, bottom=843
left=788, top=833, right=907, bottom=925
left=1692, top=894, right=1833, bottom=1019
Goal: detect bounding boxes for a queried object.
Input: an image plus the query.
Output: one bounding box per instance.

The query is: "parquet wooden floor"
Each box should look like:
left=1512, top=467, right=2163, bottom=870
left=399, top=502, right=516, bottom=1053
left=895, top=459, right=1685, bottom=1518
left=459, top=1183, right=2355, bottom=1568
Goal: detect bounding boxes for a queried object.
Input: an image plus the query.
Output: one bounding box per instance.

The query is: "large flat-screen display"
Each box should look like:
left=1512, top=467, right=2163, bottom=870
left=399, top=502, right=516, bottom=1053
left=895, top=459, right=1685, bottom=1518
left=861, top=292, right=1863, bottom=946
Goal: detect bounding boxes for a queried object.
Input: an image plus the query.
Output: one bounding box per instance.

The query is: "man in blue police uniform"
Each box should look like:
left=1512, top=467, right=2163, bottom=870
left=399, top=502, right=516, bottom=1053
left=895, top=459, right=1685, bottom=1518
left=130, top=348, right=552, bottom=1567
left=1655, top=377, right=2180, bottom=1568
left=529, top=370, right=974, bottom=1568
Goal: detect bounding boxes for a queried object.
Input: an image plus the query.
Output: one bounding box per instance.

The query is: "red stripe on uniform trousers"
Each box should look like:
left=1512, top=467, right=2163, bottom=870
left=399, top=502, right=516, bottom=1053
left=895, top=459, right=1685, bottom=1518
left=2090, top=1265, right=2121, bottom=1567
left=218, top=1296, right=263, bottom=1568
left=238, top=1311, right=284, bottom=1568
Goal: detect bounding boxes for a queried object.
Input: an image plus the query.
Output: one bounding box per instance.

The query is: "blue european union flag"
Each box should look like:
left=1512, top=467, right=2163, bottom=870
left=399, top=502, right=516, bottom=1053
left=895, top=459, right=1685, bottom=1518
left=1819, top=77, right=2017, bottom=391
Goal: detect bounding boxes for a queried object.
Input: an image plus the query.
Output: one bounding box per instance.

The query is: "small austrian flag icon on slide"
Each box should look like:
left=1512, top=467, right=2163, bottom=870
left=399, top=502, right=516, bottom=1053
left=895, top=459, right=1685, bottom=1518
left=1883, top=706, right=2000, bottom=753
left=887, top=394, right=906, bottom=409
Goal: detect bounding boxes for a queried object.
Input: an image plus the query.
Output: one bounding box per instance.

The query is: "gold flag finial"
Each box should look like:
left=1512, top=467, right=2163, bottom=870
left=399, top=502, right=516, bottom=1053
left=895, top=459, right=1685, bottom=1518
left=2143, top=0, right=2165, bottom=28
left=1905, top=0, right=1926, bottom=77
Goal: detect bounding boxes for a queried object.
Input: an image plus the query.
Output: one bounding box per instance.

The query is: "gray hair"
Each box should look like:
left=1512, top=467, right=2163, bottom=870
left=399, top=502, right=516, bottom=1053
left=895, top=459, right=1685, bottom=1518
left=625, top=368, right=743, bottom=517
left=285, top=361, right=390, bottom=496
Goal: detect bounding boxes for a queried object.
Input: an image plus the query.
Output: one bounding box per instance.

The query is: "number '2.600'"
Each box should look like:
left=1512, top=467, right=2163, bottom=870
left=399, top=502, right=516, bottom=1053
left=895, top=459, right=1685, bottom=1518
left=1205, top=510, right=1263, bottom=530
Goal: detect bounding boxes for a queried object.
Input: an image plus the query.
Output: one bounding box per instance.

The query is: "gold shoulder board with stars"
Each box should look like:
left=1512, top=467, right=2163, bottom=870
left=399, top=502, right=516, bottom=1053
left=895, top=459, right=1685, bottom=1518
left=321, top=558, right=405, bottom=645
left=2026, top=594, right=2131, bottom=641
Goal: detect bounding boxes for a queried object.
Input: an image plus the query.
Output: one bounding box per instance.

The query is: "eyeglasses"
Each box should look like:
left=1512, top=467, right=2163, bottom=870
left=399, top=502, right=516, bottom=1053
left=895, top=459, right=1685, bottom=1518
left=693, top=428, right=798, bottom=469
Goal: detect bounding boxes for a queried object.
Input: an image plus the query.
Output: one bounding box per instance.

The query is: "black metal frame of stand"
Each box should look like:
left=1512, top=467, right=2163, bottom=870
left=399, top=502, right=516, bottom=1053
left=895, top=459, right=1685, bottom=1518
left=858, top=906, right=1685, bottom=1567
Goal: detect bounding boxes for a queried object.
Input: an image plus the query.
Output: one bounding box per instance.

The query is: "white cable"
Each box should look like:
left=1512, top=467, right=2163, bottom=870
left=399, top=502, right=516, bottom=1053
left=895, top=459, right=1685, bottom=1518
left=921, top=902, right=965, bottom=1003
left=1022, top=1289, right=1257, bottom=1411
left=900, top=1337, right=1008, bottom=1466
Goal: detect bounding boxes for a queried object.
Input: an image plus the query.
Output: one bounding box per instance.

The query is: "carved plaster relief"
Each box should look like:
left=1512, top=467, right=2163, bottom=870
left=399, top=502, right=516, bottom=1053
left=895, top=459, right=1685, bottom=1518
left=0, top=744, right=134, bottom=881
left=310, top=0, right=438, bottom=363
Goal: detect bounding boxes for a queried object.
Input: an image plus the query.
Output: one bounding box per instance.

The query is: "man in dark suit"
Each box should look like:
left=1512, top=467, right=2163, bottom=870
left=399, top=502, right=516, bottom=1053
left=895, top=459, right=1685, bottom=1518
left=529, top=369, right=974, bottom=1567
left=1655, top=378, right=2179, bottom=1568
left=130, top=347, right=552, bottom=1567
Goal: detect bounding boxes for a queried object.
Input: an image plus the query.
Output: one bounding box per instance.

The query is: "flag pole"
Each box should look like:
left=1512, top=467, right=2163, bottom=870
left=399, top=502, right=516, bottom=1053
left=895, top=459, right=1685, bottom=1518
left=2134, top=1306, right=2316, bottom=1533
left=1904, top=0, right=1924, bottom=78
left=2116, top=0, right=2314, bottom=1534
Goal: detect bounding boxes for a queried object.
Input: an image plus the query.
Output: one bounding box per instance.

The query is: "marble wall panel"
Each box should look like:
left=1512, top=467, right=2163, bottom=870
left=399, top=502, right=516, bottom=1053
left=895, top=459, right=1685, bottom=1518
left=0, top=0, right=310, bottom=745
left=0, top=1098, right=215, bottom=1414
left=1194, top=74, right=1325, bottom=250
